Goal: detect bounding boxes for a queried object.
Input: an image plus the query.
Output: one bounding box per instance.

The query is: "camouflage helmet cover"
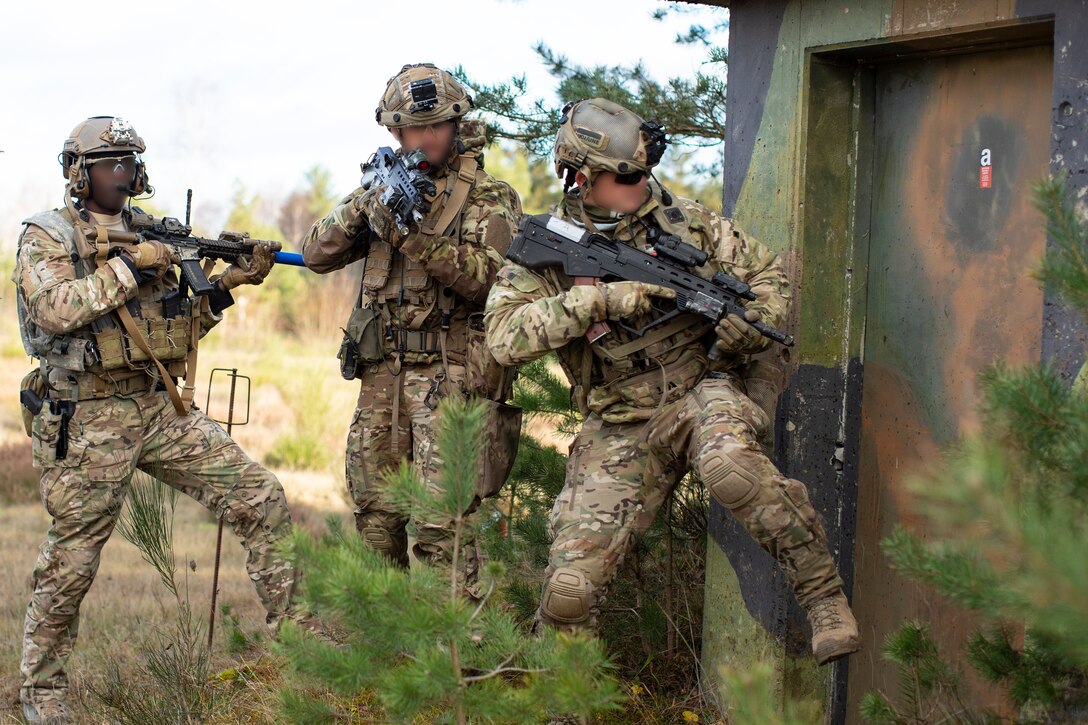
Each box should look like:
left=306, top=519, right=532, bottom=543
left=376, top=63, right=474, bottom=128
left=553, top=98, right=667, bottom=182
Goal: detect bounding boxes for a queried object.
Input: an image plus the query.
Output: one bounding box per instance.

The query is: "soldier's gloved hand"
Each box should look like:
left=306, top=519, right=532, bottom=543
left=122, top=240, right=178, bottom=282
left=714, top=308, right=764, bottom=353
left=355, top=185, right=405, bottom=243
left=456, top=119, right=488, bottom=151
left=597, top=281, right=676, bottom=319
left=217, top=243, right=275, bottom=290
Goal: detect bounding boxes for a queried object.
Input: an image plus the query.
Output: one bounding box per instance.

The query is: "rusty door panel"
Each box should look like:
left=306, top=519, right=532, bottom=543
left=847, top=44, right=1052, bottom=721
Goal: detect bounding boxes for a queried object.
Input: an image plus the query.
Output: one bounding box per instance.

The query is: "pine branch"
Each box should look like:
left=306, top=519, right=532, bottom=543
left=455, top=20, right=729, bottom=163
left=279, top=398, right=622, bottom=722
left=1034, top=176, right=1088, bottom=313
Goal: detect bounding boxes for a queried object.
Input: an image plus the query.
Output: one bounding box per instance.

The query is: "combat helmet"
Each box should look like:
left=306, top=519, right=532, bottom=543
left=59, top=116, right=149, bottom=199
left=553, top=98, right=667, bottom=191
left=376, top=63, right=474, bottom=128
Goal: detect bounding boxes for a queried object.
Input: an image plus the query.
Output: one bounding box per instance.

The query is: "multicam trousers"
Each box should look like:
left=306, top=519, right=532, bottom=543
left=536, top=372, right=843, bottom=630
left=21, top=390, right=296, bottom=705
left=345, top=360, right=481, bottom=594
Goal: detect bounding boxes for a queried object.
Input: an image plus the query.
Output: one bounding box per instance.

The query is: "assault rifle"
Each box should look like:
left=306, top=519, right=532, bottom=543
left=505, top=214, right=794, bottom=353
left=359, top=147, right=437, bottom=236
left=84, top=216, right=305, bottom=296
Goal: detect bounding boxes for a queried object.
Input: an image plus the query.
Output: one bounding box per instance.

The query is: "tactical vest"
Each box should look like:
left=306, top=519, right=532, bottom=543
left=557, top=185, right=721, bottom=423
left=16, top=207, right=198, bottom=404
left=357, top=151, right=486, bottom=365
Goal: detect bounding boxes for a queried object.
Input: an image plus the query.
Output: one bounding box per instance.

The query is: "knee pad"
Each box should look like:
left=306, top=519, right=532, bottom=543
left=699, top=448, right=762, bottom=510
left=355, top=521, right=406, bottom=566
left=540, top=568, right=592, bottom=625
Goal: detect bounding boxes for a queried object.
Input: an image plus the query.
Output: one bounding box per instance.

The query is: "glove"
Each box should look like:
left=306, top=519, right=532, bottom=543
left=597, top=281, right=676, bottom=319
left=355, top=185, right=404, bottom=243
left=217, top=243, right=275, bottom=290
left=714, top=308, right=764, bottom=354
left=456, top=119, right=488, bottom=151
left=121, top=240, right=178, bottom=281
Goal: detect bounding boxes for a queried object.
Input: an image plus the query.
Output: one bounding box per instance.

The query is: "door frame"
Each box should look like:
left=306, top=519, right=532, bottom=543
left=786, top=16, right=1056, bottom=723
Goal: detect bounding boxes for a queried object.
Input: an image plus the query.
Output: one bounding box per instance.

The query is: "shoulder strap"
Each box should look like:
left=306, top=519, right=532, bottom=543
left=646, top=180, right=697, bottom=244
left=422, top=153, right=479, bottom=239
left=354, top=253, right=369, bottom=310
left=597, top=314, right=707, bottom=362
left=22, top=209, right=77, bottom=246
left=95, top=225, right=203, bottom=416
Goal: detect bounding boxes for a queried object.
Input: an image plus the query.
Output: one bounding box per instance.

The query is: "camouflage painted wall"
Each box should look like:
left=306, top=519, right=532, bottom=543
left=700, top=1, right=1088, bottom=722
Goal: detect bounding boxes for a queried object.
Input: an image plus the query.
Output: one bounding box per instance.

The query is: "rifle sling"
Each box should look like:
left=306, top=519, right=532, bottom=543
left=599, top=314, right=707, bottom=362
left=95, top=225, right=208, bottom=417
left=422, top=153, right=479, bottom=238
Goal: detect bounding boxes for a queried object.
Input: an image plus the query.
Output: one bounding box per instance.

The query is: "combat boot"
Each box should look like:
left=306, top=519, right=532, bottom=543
left=21, top=695, right=70, bottom=725
left=807, top=589, right=860, bottom=665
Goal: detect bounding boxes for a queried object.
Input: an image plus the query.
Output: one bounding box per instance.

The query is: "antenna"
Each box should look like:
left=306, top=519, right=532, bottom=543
left=185, top=188, right=193, bottom=226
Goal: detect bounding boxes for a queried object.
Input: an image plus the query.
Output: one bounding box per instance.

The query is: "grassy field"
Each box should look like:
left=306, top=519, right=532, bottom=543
left=0, top=289, right=361, bottom=723
left=0, top=281, right=716, bottom=723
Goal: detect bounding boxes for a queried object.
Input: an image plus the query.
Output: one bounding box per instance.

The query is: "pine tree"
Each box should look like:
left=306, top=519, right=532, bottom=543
left=862, top=178, right=1088, bottom=723
left=276, top=397, right=622, bottom=724
left=453, top=5, right=728, bottom=175
left=487, top=353, right=712, bottom=715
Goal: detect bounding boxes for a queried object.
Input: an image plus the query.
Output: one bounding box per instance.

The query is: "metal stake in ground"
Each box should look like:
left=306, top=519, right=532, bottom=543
left=205, top=367, right=251, bottom=649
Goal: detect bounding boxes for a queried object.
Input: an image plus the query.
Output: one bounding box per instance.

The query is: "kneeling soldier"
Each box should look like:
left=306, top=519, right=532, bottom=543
left=485, top=99, right=860, bottom=665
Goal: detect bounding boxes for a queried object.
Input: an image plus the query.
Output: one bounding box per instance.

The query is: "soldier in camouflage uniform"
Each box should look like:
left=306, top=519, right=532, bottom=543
left=13, top=117, right=297, bottom=724
left=485, top=98, right=860, bottom=664
left=302, top=64, right=521, bottom=594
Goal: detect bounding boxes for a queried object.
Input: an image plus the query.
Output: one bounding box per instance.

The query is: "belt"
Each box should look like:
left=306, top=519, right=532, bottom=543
left=75, top=371, right=159, bottom=400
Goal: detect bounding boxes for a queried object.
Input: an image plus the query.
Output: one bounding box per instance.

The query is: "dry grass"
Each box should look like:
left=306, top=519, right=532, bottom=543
left=0, top=293, right=707, bottom=724
left=0, top=291, right=357, bottom=723
left=0, top=492, right=352, bottom=723
left=1, top=498, right=242, bottom=722
left=0, top=439, right=36, bottom=506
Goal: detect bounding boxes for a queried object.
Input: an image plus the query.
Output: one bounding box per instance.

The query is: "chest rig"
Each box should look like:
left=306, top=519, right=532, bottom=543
left=558, top=187, right=717, bottom=421
left=17, top=204, right=207, bottom=415
left=356, top=149, right=485, bottom=366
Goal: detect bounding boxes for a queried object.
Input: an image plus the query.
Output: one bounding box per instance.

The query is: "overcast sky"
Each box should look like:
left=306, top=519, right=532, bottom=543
left=0, top=0, right=727, bottom=246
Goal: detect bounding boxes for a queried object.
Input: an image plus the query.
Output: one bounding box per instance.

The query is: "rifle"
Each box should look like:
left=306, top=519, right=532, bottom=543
left=359, top=147, right=437, bottom=236
left=83, top=216, right=306, bottom=296
left=505, top=214, right=795, bottom=355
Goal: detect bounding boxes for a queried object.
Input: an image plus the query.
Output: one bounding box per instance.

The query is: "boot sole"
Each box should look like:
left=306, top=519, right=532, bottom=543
left=815, top=636, right=861, bottom=665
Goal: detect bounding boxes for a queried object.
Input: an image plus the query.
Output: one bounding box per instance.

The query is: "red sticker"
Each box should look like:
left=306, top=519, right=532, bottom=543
left=980, top=148, right=992, bottom=189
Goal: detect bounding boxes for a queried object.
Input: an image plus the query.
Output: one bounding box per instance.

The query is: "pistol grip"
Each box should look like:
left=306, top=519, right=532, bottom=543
left=20, top=389, right=44, bottom=415
left=575, top=276, right=610, bottom=342
left=586, top=321, right=611, bottom=343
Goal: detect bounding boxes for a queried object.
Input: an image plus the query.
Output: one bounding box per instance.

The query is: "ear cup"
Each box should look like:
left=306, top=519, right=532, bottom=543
left=68, top=161, right=90, bottom=200
left=131, top=163, right=149, bottom=195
